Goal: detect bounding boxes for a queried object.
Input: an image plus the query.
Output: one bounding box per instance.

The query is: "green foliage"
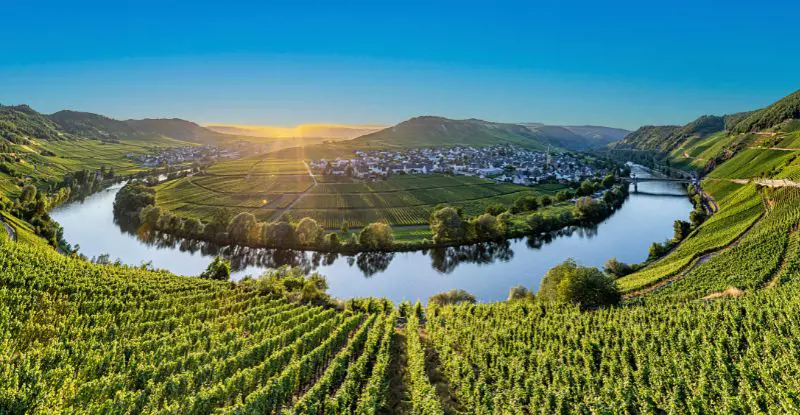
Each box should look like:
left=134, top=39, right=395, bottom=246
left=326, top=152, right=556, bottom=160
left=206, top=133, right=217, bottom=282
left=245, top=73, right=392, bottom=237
left=200, top=256, right=231, bottom=280
left=428, top=289, right=477, bottom=306
left=358, top=222, right=394, bottom=250
left=430, top=206, right=466, bottom=242
left=539, top=259, right=620, bottom=307
left=733, top=89, right=800, bottom=133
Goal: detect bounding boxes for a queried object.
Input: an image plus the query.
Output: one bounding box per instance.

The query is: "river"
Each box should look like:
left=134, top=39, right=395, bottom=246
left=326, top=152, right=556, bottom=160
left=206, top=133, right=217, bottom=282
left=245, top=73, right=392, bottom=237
left=51, top=166, right=692, bottom=303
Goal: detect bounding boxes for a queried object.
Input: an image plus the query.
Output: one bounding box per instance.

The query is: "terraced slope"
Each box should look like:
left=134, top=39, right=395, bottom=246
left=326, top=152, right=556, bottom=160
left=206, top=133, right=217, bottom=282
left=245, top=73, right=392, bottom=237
left=0, top=238, right=395, bottom=414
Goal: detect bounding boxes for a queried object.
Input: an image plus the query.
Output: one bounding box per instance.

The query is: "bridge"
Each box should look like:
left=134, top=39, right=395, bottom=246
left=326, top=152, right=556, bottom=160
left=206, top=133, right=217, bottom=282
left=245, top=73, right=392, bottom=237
left=619, top=174, right=696, bottom=193
left=618, top=176, right=694, bottom=184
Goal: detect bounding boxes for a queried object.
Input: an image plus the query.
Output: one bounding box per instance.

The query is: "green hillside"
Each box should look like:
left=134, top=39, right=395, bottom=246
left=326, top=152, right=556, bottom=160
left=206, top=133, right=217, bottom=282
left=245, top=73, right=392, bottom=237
left=733, top=89, right=800, bottom=133
left=348, top=116, right=552, bottom=150
left=10, top=91, right=800, bottom=413
left=47, top=110, right=143, bottom=141
left=125, top=118, right=233, bottom=145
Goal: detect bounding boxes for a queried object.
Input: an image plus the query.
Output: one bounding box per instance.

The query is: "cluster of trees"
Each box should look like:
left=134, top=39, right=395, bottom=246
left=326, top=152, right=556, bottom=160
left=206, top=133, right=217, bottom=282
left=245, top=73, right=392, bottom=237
left=538, top=259, right=621, bottom=307
left=2, top=183, right=65, bottom=247
left=430, top=206, right=507, bottom=244
left=116, top=182, right=395, bottom=252
left=239, top=265, right=332, bottom=306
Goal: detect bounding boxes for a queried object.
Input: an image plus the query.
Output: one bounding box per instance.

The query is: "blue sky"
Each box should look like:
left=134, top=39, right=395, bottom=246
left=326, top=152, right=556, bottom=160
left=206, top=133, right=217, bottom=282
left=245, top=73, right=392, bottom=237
left=1, top=1, right=798, bottom=130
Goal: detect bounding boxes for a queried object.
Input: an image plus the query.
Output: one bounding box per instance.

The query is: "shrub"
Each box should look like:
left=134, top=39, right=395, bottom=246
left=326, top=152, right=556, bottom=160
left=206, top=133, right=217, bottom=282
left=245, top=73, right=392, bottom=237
left=539, top=259, right=620, bottom=307
left=359, top=222, right=394, bottom=250
left=200, top=256, right=231, bottom=281
left=429, top=289, right=477, bottom=306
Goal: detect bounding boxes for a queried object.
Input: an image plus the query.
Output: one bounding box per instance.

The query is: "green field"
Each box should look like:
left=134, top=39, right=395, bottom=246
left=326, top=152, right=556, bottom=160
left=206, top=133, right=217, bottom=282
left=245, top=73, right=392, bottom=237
left=156, top=154, right=560, bottom=229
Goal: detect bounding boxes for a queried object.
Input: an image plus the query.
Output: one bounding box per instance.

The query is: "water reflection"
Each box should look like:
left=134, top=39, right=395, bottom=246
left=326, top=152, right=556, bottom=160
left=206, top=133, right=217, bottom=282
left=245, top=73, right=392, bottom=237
left=117, top=214, right=524, bottom=278
left=52, top=165, right=694, bottom=302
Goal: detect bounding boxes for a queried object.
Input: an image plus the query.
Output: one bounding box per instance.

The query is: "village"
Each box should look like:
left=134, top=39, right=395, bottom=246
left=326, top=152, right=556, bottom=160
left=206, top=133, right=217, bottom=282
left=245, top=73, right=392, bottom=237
left=128, top=145, right=239, bottom=167
left=309, top=145, right=611, bottom=185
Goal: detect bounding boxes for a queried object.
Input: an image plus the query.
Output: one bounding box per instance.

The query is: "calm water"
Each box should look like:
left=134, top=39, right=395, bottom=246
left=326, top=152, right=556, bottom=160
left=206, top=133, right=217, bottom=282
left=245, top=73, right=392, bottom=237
left=51, top=166, right=692, bottom=303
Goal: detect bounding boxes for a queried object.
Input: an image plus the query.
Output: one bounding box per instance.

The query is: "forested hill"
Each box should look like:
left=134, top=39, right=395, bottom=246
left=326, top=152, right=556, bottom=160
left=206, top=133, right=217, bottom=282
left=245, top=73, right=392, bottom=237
left=610, top=89, right=800, bottom=154
left=48, top=110, right=143, bottom=141
left=349, top=116, right=628, bottom=151
left=124, top=118, right=230, bottom=145
left=1, top=104, right=236, bottom=145
left=733, top=89, right=800, bottom=133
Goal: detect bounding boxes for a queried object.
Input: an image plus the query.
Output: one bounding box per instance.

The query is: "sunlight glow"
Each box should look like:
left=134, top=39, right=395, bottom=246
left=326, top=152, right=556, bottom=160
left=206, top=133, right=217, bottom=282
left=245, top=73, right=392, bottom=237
left=203, top=123, right=385, bottom=139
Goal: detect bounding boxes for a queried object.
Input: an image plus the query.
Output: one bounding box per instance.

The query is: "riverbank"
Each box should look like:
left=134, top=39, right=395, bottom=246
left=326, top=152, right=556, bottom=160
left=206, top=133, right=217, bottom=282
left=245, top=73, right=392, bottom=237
left=113, top=177, right=629, bottom=255
left=51, top=167, right=694, bottom=302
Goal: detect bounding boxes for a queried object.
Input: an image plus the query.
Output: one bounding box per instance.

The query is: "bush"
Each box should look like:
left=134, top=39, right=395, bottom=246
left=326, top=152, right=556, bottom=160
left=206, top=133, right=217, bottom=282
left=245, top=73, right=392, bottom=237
left=227, top=212, right=259, bottom=244
left=539, top=259, right=620, bottom=307
left=296, top=217, right=324, bottom=246
left=359, top=222, right=394, bottom=250
left=429, top=289, right=477, bottom=306
left=430, top=206, right=466, bottom=242
left=200, top=256, right=231, bottom=281
left=485, top=203, right=506, bottom=216
left=507, top=285, right=535, bottom=301
left=262, top=220, right=297, bottom=247
left=472, top=213, right=505, bottom=240
left=244, top=266, right=330, bottom=305
left=603, top=257, right=633, bottom=278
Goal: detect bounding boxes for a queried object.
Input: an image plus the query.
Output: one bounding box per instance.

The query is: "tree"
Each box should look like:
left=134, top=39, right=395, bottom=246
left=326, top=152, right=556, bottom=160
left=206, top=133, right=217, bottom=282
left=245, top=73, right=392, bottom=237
left=574, top=197, right=606, bottom=221
left=296, top=217, right=323, bottom=246
left=539, top=259, right=620, bottom=307
left=690, top=209, right=708, bottom=227
left=227, top=212, right=259, bottom=244
left=539, top=195, right=553, bottom=207
left=485, top=203, right=506, bottom=216
left=183, top=217, right=204, bottom=238
left=648, top=241, right=670, bottom=260
left=244, top=266, right=330, bottom=305
left=262, top=220, right=297, bottom=247
left=430, top=206, right=466, bottom=242
left=19, top=184, right=37, bottom=204
left=511, top=195, right=539, bottom=214
left=325, top=232, right=340, bottom=250
left=673, top=220, right=691, bottom=242
left=138, top=205, right=162, bottom=228
left=340, top=221, right=349, bottom=234
left=577, top=179, right=596, bottom=197
left=601, top=174, right=616, bottom=188
left=526, top=212, right=545, bottom=233
left=604, top=257, right=633, bottom=278
left=556, top=190, right=573, bottom=202
left=359, top=222, right=394, bottom=249
left=472, top=213, right=504, bottom=240
left=507, top=285, right=534, bottom=301
left=200, top=256, right=231, bottom=281
left=429, top=289, right=477, bottom=306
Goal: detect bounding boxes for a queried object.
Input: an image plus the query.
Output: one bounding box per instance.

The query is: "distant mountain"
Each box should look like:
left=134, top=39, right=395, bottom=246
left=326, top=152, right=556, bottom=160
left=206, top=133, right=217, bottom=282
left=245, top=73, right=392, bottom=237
left=519, top=124, right=630, bottom=150
left=48, top=110, right=142, bottom=141
left=124, top=118, right=229, bottom=145
left=561, top=125, right=632, bottom=143
left=0, top=104, right=69, bottom=142
left=349, top=116, right=553, bottom=150
left=732, top=89, right=800, bottom=133
left=349, top=116, right=629, bottom=151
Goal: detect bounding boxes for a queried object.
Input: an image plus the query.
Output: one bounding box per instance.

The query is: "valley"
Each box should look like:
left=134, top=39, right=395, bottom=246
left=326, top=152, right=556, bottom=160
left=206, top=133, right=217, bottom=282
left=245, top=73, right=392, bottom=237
left=4, top=88, right=800, bottom=413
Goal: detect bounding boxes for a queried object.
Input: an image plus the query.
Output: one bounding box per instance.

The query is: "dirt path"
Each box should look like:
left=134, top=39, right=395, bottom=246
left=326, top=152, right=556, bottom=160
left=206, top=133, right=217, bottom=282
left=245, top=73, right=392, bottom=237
left=380, top=328, right=411, bottom=415
left=624, top=209, right=766, bottom=299
left=266, top=161, right=319, bottom=221
left=1, top=219, right=16, bottom=241
left=731, top=178, right=800, bottom=188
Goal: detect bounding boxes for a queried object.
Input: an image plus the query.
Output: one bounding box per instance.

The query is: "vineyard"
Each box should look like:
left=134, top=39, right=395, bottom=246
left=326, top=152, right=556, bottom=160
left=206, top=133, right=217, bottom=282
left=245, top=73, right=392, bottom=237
left=156, top=154, right=559, bottom=227
left=0, top=238, right=396, bottom=414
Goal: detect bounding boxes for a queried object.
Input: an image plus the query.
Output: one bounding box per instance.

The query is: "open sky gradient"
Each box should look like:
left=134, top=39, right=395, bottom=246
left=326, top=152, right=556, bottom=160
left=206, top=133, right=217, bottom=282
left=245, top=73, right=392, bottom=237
left=1, top=1, right=798, bottom=130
